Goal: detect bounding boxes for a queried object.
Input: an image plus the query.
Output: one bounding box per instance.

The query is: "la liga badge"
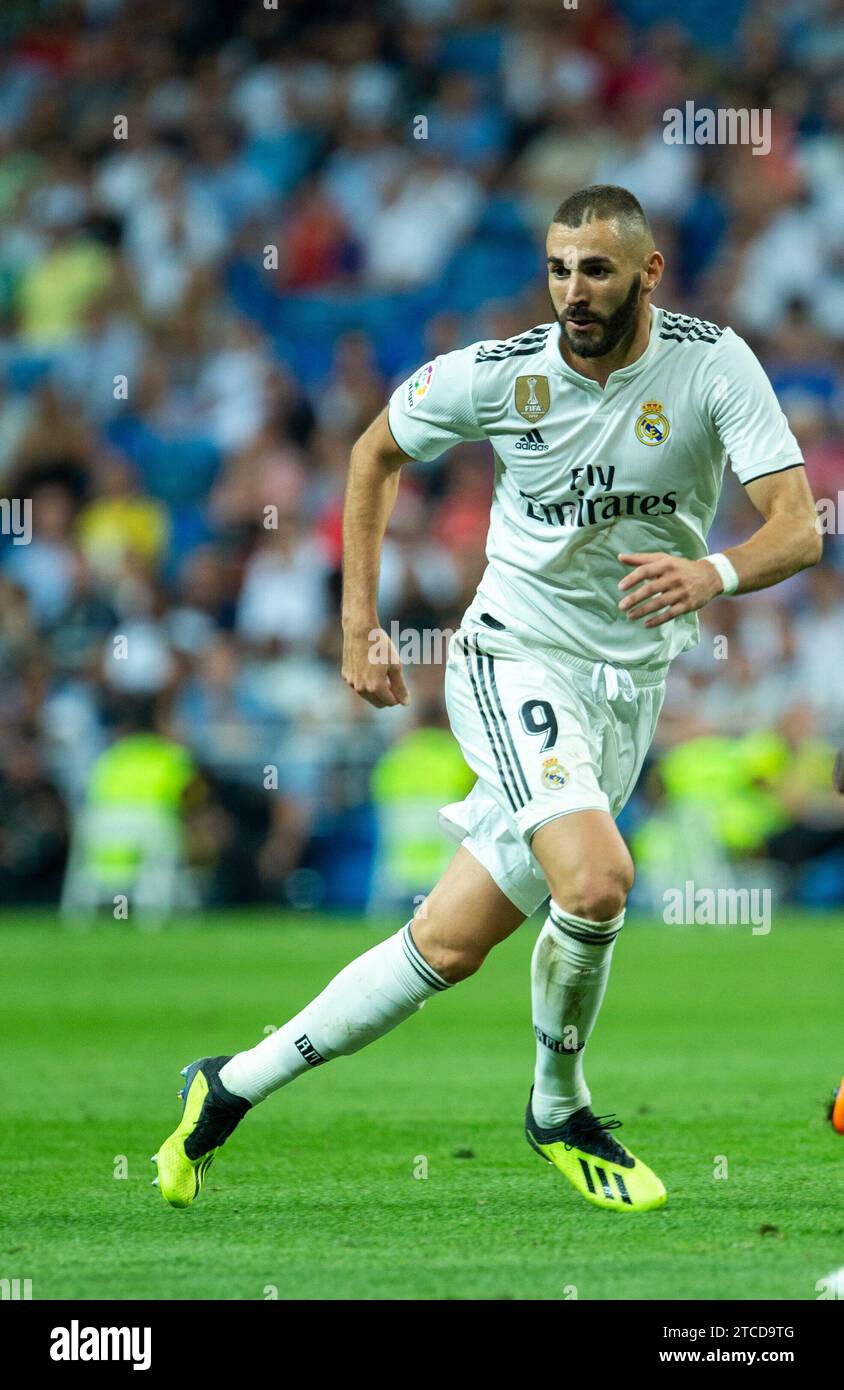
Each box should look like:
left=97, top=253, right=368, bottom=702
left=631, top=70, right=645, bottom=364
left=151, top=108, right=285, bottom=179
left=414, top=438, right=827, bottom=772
left=406, top=360, right=436, bottom=410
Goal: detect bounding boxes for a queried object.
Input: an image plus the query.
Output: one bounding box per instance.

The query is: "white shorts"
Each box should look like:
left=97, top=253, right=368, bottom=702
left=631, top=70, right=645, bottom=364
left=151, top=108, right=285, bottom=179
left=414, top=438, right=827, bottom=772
left=439, top=623, right=666, bottom=917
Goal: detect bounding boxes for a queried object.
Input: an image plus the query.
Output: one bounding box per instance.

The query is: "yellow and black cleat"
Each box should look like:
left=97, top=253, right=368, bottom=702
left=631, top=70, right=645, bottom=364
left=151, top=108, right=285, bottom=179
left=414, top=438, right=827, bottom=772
left=152, top=1056, right=251, bottom=1209
left=829, top=1077, right=844, bottom=1135
left=525, top=1088, right=667, bottom=1212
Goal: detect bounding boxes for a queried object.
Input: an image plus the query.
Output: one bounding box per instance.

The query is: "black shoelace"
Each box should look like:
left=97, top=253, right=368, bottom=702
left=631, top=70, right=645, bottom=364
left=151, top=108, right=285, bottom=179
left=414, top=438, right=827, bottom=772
left=563, top=1111, right=626, bottom=1160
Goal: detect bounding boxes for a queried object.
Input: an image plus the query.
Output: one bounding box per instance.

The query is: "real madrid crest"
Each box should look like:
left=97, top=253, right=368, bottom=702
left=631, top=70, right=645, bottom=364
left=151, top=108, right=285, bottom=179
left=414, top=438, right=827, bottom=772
left=635, top=399, right=670, bottom=446
left=515, top=375, right=550, bottom=423
left=541, top=756, right=568, bottom=790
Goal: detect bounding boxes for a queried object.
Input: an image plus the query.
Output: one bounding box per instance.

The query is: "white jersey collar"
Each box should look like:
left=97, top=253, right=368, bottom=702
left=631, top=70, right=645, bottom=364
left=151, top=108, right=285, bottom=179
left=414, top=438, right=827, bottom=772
left=543, top=304, right=664, bottom=393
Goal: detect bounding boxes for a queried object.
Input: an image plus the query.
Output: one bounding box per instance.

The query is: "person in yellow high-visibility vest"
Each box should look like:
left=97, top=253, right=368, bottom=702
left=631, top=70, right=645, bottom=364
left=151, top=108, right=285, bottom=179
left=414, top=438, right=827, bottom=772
left=76, top=701, right=203, bottom=898
left=370, top=715, right=475, bottom=912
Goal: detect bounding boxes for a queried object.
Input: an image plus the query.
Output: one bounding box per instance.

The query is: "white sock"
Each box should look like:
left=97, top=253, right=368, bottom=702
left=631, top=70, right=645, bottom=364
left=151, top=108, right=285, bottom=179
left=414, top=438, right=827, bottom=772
left=530, top=898, right=625, bottom=1128
left=218, top=922, right=451, bottom=1104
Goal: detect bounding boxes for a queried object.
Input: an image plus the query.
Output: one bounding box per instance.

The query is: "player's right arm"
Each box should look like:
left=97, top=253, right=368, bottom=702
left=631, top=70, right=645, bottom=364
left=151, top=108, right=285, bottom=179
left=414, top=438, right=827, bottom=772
left=341, top=406, right=413, bottom=708
left=342, top=345, right=485, bottom=709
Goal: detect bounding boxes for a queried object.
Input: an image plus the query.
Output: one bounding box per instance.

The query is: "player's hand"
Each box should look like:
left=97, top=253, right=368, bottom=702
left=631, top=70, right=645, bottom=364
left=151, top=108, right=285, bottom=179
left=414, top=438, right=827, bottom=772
left=341, top=624, right=410, bottom=708
left=617, top=552, right=723, bottom=628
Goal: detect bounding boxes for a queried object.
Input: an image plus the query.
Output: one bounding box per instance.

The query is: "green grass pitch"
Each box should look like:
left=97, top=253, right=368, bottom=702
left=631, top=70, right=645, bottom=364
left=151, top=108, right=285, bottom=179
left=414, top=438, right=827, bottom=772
left=2, top=910, right=843, bottom=1301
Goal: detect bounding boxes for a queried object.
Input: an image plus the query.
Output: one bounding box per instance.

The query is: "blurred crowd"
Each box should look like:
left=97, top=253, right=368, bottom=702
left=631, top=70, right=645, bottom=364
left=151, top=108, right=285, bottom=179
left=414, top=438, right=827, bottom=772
left=0, top=0, right=842, bottom=910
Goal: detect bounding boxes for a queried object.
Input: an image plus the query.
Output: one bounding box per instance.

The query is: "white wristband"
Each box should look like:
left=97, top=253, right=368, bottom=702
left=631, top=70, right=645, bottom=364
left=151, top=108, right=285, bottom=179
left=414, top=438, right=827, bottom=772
left=704, top=552, right=740, bottom=595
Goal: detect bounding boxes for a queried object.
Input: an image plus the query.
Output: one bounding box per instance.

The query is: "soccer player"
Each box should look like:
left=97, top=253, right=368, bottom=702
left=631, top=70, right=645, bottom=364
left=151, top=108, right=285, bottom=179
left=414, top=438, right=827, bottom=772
left=154, top=185, right=820, bottom=1211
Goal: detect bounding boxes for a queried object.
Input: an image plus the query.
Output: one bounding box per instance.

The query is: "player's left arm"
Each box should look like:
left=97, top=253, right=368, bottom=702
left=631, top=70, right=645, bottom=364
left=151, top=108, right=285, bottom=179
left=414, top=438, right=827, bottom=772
left=618, top=465, right=822, bottom=628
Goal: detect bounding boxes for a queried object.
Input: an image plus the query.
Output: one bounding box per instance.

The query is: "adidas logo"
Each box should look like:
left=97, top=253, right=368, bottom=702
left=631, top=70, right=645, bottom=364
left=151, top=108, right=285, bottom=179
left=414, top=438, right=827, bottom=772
left=515, top=428, right=549, bottom=452
left=578, top=1158, right=633, bottom=1205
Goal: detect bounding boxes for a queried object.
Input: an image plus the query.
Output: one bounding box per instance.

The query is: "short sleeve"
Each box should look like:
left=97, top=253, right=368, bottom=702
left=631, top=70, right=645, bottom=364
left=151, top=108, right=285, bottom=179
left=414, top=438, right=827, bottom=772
left=387, top=345, right=487, bottom=462
left=708, top=328, right=804, bottom=485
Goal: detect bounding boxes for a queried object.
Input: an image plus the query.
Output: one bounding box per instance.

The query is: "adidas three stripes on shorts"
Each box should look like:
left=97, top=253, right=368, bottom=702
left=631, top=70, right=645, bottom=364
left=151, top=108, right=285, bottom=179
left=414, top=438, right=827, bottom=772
left=439, top=622, right=666, bottom=917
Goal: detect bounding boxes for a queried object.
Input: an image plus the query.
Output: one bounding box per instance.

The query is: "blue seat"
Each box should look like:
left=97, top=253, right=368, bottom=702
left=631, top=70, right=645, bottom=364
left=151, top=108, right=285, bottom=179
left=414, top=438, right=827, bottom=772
left=5, top=353, right=54, bottom=393
left=439, top=27, right=503, bottom=76
left=243, top=129, right=322, bottom=200
left=616, top=0, right=747, bottom=50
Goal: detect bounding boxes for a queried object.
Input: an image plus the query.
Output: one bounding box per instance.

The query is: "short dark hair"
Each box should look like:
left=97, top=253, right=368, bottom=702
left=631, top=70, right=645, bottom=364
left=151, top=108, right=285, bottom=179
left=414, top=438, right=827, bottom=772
left=552, top=185, right=652, bottom=247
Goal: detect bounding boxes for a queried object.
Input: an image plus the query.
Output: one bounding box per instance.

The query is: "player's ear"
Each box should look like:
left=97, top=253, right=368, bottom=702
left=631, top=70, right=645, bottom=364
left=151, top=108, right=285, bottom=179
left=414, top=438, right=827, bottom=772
left=642, top=250, right=663, bottom=295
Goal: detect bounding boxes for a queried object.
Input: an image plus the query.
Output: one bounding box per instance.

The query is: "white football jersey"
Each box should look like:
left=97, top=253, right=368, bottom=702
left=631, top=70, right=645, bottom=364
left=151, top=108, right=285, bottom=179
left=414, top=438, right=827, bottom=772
left=387, top=306, right=804, bottom=669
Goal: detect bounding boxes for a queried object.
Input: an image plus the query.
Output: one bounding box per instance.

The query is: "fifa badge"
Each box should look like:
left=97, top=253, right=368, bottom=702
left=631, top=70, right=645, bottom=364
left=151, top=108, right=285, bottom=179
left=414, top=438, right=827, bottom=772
left=515, top=375, right=550, bottom=423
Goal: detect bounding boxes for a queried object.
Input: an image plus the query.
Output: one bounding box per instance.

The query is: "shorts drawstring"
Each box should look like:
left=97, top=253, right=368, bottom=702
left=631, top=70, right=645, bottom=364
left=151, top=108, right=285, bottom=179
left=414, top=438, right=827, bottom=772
left=590, top=661, right=637, bottom=704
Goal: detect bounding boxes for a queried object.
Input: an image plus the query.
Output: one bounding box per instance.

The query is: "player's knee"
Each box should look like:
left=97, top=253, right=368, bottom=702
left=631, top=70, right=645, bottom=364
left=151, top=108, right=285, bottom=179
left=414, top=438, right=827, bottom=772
left=411, top=929, right=486, bottom=984
left=551, top=857, right=634, bottom=923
